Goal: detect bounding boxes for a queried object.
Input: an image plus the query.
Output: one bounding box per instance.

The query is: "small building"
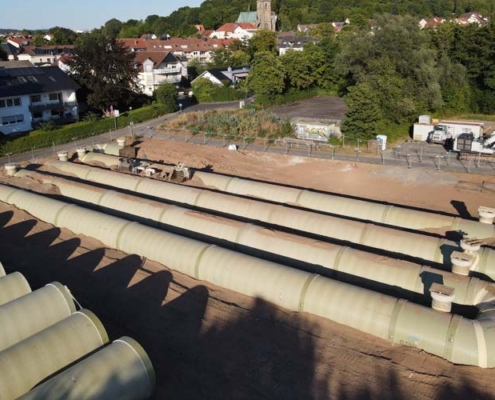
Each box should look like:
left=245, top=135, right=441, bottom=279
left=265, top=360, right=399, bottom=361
left=191, top=66, right=250, bottom=87
left=277, top=35, right=319, bottom=55
left=292, top=117, right=342, bottom=142
left=0, top=61, right=79, bottom=135
left=210, top=23, right=257, bottom=40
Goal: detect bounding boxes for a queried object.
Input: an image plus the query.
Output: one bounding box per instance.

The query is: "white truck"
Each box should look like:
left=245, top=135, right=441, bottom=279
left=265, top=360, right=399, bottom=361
left=454, top=132, right=495, bottom=155
left=427, top=121, right=485, bottom=144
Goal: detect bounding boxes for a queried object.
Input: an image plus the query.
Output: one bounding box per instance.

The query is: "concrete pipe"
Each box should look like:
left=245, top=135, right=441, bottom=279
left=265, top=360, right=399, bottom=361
left=0, top=272, right=31, bottom=307
left=0, top=309, right=108, bottom=400
left=194, top=171, right=495, bottom=239
left=2, top=185, right=495, bottom=367
left=14, top=170, right=495, bottom=307
left=18, top=336, right=155, bottom=400
left=0, top=281, right=75, bottom=353
left=44, top=161, right=495, bottom=281
left=0, top=261, right=5, bottom=277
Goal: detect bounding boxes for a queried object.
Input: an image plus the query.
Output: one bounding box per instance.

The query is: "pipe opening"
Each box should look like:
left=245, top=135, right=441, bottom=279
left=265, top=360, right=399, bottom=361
left=57, top=152, right=68, bottom=162
left=4, top=164, right=17, bottom=176
left=429, top=283, right=455, bottom=312
left=478, top=206, right=495, bottom=224
left=76, top=148, right=87, bottom=159
left=451, top=250, right=474, bottom=276
left=461, top=237, right=482, bottom=254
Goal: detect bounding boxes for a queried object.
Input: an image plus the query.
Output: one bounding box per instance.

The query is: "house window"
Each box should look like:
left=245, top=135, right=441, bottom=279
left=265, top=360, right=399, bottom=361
left=51, top=110, right=61, bottom=117
left=1, top=114, right=24, bottom=125
left=32, top=112, right=42, bottom=119
left=0, top=98, right=21, bottom=108
left=30, top=95, right=41, bottom=103
left=18, top=77, right=27, bottom=83
left=28, top=76, right=38, bottom=82
left=49, top=93, right=59, bottom=101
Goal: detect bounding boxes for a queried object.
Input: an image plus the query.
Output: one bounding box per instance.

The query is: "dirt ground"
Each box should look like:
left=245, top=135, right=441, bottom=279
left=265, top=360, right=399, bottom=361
left=1, top=137, right=495, bottom=400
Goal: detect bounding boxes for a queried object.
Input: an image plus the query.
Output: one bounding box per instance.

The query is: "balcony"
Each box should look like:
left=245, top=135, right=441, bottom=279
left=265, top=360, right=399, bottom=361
left=153, top=67, right=181, bottom=75
left=29, top=101, right=77, bottom=112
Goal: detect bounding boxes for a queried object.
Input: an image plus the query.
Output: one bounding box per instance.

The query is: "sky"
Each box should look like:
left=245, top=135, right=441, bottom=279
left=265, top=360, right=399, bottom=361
left=0, top=0, right=205, bottom=31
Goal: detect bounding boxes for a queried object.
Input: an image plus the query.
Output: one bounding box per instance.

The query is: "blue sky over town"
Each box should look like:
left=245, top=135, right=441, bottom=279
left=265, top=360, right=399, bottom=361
left=1, top=0, right=204, bottom=30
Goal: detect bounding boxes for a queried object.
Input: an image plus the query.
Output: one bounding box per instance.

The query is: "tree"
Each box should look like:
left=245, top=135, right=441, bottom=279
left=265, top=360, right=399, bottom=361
left=341, top=82, right=383, bottom=141
left=49, top=27, right=78, bottom=45
left=155, top=83, right=178, bottom=112
left=248, top=30, right=278, bottom=59
left=68, top=32, right=140, bottom=112
left=280, top=50, right=314, bottom=90
left=0, top=47, right=7, bottom=61
left=247, top=51, right=286, bottom=99
left=192, top=78, right=218, bottom=102
left=103, top=18, right=123, bottom=39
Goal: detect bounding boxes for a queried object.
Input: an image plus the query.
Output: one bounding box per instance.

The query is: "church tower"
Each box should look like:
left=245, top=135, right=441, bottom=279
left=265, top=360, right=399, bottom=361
left=257, top=0, right=274, bottom=31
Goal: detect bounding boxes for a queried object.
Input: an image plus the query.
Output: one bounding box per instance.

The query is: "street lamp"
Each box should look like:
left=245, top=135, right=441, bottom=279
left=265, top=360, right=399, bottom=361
left=72, top=137, right=77, bottom=150
left=6, top=152, right=12, bottom=164
left=31, top=147, right=36, bottom=162
left=179, top=103, right=183, bottom=112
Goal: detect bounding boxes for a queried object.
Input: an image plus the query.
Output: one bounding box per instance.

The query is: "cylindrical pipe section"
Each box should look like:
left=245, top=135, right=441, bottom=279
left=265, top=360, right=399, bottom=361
left=17, top=171, right=495, bottom=307
left=0, top=261, right=5, bottom=277
left=0, top=282, right=76, bottom=353
left=0, top=272, right=31, bottom=307
left=4, top=184, right=495, bottom=367
left=17, top=337, right=154, bottom=400
left=194, top=171, right=495, bottom=239
left=0, top=310, right=108, bottom=400
left=43, top=162, right=495, bottom=281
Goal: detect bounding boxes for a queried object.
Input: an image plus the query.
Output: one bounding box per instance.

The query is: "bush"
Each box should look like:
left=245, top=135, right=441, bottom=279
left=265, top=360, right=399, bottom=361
left=0, top=103, right=171, bottom=155
left=155, top=83, right=178, bottom=113
left=192, top=77, right=244, bottom=103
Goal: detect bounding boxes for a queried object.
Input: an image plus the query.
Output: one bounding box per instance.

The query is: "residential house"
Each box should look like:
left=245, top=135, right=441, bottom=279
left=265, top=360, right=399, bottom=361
left=418, top=17, right=445, bottom=29
left=0, top=61, right=79, bottom=135
left=191, top=66, right=250, bottom=87
left=17, top=45, right=75, bottom=66
left=277, top=35, right=319, bottom=55
left=0, top=42, right=19, bottom=60
left=134, top=52, right=186, bottom=95
left=458, top=12, right=488, bottom=25
left=210, top=23, right=257, bottom=40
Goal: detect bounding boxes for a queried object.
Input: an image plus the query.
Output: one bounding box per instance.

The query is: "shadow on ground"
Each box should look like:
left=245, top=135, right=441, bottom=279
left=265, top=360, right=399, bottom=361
left=0, top=209, right=491, bottom=400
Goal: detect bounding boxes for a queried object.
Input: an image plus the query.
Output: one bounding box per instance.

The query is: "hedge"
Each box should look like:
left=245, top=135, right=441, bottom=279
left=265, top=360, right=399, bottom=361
left=0, top=104, right=170, bottom=155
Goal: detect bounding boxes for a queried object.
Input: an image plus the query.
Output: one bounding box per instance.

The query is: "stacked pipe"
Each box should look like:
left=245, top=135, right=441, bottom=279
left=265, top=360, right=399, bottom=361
left=17, top=337, right=155, bottom=400
left=45, top=160, right=495, bottom=280
left=15, top=169, right=495, bottom=307
left=1, top=184, right=495, bottom=367
left=0, top=269, right=155, bottom=399
left=193, top=171, right=495, bottom=237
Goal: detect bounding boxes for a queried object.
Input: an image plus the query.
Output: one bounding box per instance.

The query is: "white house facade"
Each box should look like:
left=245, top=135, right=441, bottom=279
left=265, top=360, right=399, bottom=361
left=135, top=52, right=186, bottom=96
left=0, top=61, right=79, bottom=135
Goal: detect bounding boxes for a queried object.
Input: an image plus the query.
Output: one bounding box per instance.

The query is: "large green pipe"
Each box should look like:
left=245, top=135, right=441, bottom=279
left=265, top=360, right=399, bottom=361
left=45, top=160, right=495, bottom=281
left=193, top=171, right=495, bottom=239
left=0, top=272, right=31, bottom=307
left=18, top=337, right=155, bottom=400
left=0, top=281, right=75, bottom=353
left=1, top=184, right=494, bottom=367
left=0, top=309, right=108, bottom=400
left=15, top=169, right=494, bottom=307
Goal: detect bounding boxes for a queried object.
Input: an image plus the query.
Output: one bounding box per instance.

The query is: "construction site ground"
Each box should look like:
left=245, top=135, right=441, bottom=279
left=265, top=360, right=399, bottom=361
left=1, top=137, right=495, bottom=399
